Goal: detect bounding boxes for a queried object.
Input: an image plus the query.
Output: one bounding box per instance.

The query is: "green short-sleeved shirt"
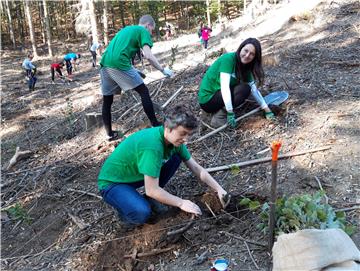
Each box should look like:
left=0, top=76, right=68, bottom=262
left=198, top=52, right=254, bottom=104
left=100, top=25, right=153, bottom=71
left=98, top=126, right=191, bottom=190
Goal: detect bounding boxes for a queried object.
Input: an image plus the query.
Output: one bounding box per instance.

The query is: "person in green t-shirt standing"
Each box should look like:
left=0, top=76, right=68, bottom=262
left=98, top=105, right=228, bottom=226
left=100, top=15, right=173, bottom=141
left=198, top=38, right=274, bottom=128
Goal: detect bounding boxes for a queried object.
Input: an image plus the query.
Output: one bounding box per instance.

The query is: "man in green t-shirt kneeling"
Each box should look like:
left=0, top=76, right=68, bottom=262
left=98, top=105, right=228, bottom=226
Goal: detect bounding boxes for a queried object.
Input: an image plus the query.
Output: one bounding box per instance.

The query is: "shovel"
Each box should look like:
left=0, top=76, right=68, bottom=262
left=193, top=91, right=289, bottom=142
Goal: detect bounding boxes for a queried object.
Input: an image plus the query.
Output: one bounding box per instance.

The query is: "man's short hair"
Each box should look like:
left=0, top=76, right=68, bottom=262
left=164, top=105, right=198, bottom=130
left=139, top=15, right=155, bottom=27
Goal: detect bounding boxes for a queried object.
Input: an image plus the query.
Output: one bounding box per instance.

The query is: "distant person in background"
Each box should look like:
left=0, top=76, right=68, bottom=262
left=90, top=41, right=102, bottom=67
left=22, top=52, right=37, bottom=91
left=164, top=22, right=172, bottom=40
left=99, top=14, right=173, bottom=141
left=201, top=26, right=212, bottom=49
left=198, top=38, right=274, bottom=128
left=63, top=53, right=81, bottom=77
left=197, top=23, right=204, bottom=45
left=50, top=61, right=64, bottom=83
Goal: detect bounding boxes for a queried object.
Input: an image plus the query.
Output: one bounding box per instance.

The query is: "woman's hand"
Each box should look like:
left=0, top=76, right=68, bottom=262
left=179, top=199, right=202, bottom=216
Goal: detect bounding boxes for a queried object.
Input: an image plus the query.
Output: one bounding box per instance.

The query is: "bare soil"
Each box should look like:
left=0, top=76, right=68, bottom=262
left=1, top=0, right=359, bottom=270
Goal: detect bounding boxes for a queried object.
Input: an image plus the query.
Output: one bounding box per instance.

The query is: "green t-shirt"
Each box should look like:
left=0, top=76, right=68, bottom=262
left=198, top=52, right=254, bottom=104
left=98, top=126, right=191, bottom=190
left=100, top=25, right=153, bottom=70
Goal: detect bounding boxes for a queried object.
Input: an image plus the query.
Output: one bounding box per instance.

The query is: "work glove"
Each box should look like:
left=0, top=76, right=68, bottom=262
left=162, top=67, right=173, bottom=77
left=227, top=111, right=236, bottom=128
left=264, top=111, right=275, bottom=120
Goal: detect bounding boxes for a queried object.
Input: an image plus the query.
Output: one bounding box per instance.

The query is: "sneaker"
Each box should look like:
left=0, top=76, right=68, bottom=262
left=210, top=108, right=227, bottom=128
left=106, top=131, right=120, bottom=142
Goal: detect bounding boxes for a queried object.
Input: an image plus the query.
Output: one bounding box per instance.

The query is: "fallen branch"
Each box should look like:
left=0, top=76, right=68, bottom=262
left=67, top=188, right=102, bottom=199
left=167, top=215, right=195, bottom=236
left=220, top=231, right=267, bottom=247
left=192, top=107, right=261, bottom=143
left=335, top=206, right=360, bottom=212
left=67, top=212, right=89, bottom=230
left=244, top=241, right=260, bottom=270
left=204, top=201, right=217, bottom=218
left=206, top=146, right=331, bottom=173
left=5, top=147, right=32, bottom=170
left=161, top=86, right=184, bottom=109
left=123, top=247, right=173, bottom=259
left=314, top=176, right=329, bottom=204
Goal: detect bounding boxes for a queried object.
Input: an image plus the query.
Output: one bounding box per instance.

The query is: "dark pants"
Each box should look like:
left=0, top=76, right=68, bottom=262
left=203, top=39, right=208, bottom=49
left=90, top=50, right=97, bottom=67
left=102, top=83, right=160, bottom=137
left=200, top=84, right=251, bottom=113
left=100, top=154, right=182, bottom=225
left=65, top=60, right=72, bottom=75
left=51, top=68, right=63, bottom=81
left=25, top=69, right=37, bottom=91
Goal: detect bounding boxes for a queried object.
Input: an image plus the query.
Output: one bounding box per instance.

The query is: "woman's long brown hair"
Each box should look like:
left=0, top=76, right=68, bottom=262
left=235, top=38, right=264, bottom=86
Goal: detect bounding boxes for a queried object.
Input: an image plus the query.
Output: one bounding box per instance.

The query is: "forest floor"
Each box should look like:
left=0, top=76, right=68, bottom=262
left=1, top=0, right=359, bottom=270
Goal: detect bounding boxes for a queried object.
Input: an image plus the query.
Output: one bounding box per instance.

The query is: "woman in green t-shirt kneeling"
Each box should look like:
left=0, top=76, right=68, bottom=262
left=98, top=105, right=228, bottom=226
left=198, top=38, right=274, bottom=128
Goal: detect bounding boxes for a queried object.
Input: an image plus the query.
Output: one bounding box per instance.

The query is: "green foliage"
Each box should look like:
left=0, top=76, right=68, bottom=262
left=7, top=203, right=32, bottom=224
left=240, top=191, right=356, bottom=236
left=230, top=165, right=240, bottom=175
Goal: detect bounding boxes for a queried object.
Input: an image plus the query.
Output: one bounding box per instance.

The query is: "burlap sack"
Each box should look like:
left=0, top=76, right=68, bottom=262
left=272, top=228, right=360, bottom=271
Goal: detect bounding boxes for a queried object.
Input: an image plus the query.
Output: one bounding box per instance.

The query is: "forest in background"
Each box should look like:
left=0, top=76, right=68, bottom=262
left=0, top=0, right=280, bottom=56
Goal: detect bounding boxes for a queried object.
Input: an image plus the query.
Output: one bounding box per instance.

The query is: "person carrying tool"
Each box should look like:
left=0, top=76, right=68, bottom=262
left=98, top=105, right=228, bottom=226
left=89, top=41, right=102, bottom=67
left=198, top=37, right=274, bottom=128
left=63, top=52, right=81, bottom=77
left=50, top=61, right=65, bottom=83
left=100, top=14, right=173, bottom=141
left=22, top=52, right=37, bottom=91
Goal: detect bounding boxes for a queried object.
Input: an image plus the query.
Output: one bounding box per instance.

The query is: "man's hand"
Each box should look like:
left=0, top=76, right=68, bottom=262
left=162, top=67, right=173, bottom=77
left=227, top=111, right=236, bottom=128
left=179, top=199, right=202, bottom=216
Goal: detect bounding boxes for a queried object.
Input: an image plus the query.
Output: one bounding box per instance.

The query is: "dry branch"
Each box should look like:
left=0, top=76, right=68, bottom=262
left=161, top=86, right=184, bottom=108
left=68, top=212, right=89, bottom=230
left=192, top=107, right=261, bottom=143
left=206, top=146, right=331, bottom=172
left=167, top=215, right=195, bottom=236
left=244, top=241, right=260, bottom=269
left=123, top=247, right=173, bottom=259
left=5, top=147, right=32, bottom=170
left=67, top=188, right=102, bottom=199
left=220, top=231, right=267, bottom=247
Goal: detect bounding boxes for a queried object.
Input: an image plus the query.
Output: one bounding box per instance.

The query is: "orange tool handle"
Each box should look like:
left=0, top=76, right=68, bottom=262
left=271, top=141, right=282, bottom=161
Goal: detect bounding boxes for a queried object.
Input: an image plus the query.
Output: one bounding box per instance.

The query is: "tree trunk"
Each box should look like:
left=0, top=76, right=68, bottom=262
left=88, top=0, right=98, bottom=43
left=218, top=0, right=222, bottom=23
left=119, top=1, right=126, bottom=27
left=24, top=0, right=38, bottom=57
left=5, top=0, right=16, bottom=48
left=16, top=2, right=25, bottom=46
left=42, top=0, right=53, bottom=57
left=103, top=0, right=109, bottom=45
left=38, top=2, right=46, bottom=44
left=206, top=0, right=211, bottom=27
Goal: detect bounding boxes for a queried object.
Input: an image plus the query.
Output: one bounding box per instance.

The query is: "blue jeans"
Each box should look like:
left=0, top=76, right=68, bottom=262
left=100, top=154, right=182, bottom=225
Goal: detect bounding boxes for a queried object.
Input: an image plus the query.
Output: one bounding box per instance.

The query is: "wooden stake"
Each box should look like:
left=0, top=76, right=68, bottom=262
left=206, top=146, right=331, bottom=173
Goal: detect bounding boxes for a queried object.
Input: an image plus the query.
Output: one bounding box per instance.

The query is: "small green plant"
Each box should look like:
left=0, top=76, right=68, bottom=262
left=230, top=165, right=240, bottom=176
left=239, top=191, right=356, bottom=236
left=7, top=203, right=32, bottom=224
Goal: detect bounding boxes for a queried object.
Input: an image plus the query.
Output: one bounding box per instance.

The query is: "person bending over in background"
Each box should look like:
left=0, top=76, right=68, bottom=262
left=98, top=105, right=228, bottom=226
left=99, top=14, right=173, bottom=141
left=63, top=52, right=81, bottom=77
left=22, top=52, right=37, bottom=91
left=198, top=38, right=274, bottom=128
left=51, top=61, right=64, bottom=83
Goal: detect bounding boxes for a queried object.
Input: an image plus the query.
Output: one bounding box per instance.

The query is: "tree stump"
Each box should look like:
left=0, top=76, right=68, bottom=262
left=85, top=112, right=102, bottom=131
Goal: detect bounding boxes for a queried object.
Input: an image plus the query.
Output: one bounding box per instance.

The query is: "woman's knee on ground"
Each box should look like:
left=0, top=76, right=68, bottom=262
left=121, top=204, right=152, bottom=225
